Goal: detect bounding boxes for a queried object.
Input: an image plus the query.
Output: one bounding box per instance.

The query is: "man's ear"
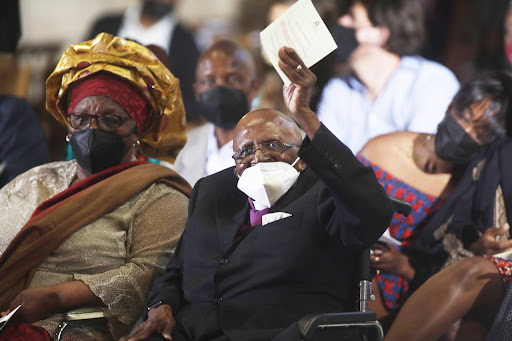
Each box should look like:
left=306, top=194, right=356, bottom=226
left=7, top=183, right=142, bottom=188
left=249, top=79, right=260, bottom=103
left=296, top=159, right=307, bottom=172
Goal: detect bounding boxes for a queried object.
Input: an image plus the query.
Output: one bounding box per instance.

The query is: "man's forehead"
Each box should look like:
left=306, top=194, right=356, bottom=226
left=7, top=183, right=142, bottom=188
left=235, top=116, right=297, bottom=147
left=199, top=51, right=248, bottom=71
left=241, top=120, right=282, bottom=137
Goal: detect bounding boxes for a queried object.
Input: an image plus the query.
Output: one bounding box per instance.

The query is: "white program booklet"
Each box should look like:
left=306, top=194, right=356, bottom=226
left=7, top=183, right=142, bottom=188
left=260, top=0, right=338, bottom=85
left=378, top=229, right=402, bottom=247
left=0, top=305, right=22, bottom=332
left=493, top=249, right=512, bottom=260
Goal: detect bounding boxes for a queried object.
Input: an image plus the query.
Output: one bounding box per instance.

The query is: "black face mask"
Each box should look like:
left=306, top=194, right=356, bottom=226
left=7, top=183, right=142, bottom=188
left=331, top=24, right=359, bottom=63
left=435, top=114, right=482, bottom=165
left=198, top=86, right=249, bottom=130
left=141, top=0, right=173, bottom=20
left=70, top=129, right=126, bottom=174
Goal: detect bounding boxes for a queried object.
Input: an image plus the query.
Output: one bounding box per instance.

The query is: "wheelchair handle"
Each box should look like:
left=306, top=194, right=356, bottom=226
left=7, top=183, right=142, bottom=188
left=389, top=196, right=412, bottom=217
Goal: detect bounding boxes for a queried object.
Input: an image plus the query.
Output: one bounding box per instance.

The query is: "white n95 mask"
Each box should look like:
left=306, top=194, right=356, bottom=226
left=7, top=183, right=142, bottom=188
left=237, top=157, right=301, bottom=210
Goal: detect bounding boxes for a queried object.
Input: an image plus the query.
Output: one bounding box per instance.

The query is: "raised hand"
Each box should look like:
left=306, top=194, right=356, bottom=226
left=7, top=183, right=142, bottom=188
left=277, top=47, right=320, bottom=139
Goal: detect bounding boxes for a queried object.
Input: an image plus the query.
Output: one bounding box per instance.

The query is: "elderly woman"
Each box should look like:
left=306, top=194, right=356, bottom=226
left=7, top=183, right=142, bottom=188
left=0, top=33, right=191, bottom=340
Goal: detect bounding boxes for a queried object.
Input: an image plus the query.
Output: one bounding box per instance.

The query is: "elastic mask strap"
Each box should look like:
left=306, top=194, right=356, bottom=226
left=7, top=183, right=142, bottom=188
left=291, top=157, right=300, bottom=168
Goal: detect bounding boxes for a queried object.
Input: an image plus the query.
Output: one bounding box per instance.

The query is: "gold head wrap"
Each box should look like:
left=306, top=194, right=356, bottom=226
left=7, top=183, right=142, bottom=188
left=45, top=33, right=187, bottom=163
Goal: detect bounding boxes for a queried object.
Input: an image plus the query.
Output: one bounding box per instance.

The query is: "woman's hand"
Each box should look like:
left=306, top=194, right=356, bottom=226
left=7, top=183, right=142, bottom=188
left=7, top=281, right=103, bottom=324
left=370, top=243, right=415, bottom=281
left=277, top=46, right=320, bottom=139
left=120, top=304, right=176, bottom=341
left=469, top=223, right=512, bottom=257
left=8, top=286, right=60, bottom=324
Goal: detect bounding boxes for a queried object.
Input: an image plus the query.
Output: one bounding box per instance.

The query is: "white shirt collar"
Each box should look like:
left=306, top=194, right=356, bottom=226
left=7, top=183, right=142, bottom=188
left=205, top=124, right=235, bottom=175
left=117, top=4, right=176, bottom=54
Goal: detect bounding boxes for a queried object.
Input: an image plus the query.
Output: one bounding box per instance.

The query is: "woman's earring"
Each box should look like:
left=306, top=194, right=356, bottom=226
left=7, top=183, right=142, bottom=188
left=65, top=134, right=71, bottom=142
left=132, top=140, right=141, bottom=149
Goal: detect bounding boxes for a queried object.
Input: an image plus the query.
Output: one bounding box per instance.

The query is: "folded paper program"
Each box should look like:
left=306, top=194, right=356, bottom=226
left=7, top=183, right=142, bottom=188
left=262, top=212, right=292, bottom=225
left=378, top=229, right=402, bottom=247
left=260, top=0, right=337, bottom=85
left=0, top=305, right=21, bottom=333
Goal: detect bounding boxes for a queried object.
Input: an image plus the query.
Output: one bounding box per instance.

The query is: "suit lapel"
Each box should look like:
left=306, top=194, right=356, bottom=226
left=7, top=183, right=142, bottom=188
left=215, top=169, right=250, bottom=253
left=214, top=167, right=318, bottom=253
left=271, top=168, right=318, bottom=213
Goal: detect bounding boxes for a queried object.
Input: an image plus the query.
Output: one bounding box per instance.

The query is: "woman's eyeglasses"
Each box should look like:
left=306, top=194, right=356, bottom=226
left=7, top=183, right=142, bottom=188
left=68, top=113, right=132, bottom=133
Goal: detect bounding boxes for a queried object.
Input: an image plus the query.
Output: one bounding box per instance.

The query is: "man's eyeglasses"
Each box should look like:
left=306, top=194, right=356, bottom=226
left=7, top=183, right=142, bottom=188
left=68, top=113, right=132, bottom=132
left=232, top=141, right=300, bottom=163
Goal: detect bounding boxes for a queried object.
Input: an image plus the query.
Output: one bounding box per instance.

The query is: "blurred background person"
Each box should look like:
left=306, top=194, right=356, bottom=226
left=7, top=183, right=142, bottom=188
left=237, top=0, right=337, bottom=114
left=163, top=39, right=259, bottom=187
left=0, top=0, right=49, bottom=187
left=504, top=1, right=512, bottom=68
left=317, top=0, right=460, bottom=153
left=88, top=0, right=200, bottom=123
left=14, top=0, right=511, bottom=163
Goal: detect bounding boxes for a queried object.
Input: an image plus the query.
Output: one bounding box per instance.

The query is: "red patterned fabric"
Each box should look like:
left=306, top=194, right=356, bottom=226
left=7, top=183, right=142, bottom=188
left=358, top=155, right=443, bottom=310
left=490, top=256, right=512, bottom=285
left=0, top=323, right=52, bottom=341
left=67, top=72, right=149, bottom=132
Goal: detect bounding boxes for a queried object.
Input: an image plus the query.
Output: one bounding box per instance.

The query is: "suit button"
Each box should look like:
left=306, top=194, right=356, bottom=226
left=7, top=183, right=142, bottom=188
left=220, top=258, right=229, bottom=264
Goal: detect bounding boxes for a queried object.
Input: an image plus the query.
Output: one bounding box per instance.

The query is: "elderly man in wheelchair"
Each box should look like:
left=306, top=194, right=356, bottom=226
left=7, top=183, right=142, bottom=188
left=112, top=46, right=395, bottom=341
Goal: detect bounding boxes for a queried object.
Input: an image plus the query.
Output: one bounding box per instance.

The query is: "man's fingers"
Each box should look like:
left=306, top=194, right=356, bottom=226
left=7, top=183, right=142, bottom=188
left=278, top=60, right=302, bottom=83
left=122, top=322, right=158, bottom=341
left=162, top=320, right=175, bottom=340
left=278, top=47, right=303, bottom=67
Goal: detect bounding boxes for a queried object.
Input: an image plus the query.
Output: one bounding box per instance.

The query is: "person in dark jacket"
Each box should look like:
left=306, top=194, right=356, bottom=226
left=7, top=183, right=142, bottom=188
left=0, top=95, right=49, bottom=187
left=88, top=0, right=200, bottom=122
left=120, top=46, right=394, bottom=341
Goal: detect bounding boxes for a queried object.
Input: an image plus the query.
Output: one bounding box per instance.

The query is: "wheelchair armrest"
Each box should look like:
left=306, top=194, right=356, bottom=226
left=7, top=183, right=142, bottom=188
left=64, top=307, right=107, bottom=321
left=54, top=307, right=108, bottom=341
left=298, top=311, right=379, bottom=340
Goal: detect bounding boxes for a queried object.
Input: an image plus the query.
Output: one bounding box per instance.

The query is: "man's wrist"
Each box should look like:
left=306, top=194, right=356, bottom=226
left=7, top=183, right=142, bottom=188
left=147, top=301, right=164, bottom=312
left=292, top=109, right=320, bottom=140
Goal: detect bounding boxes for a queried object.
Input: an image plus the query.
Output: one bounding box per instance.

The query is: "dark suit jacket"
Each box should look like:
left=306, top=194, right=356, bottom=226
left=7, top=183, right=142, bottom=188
left=88, top=14, right=200, bottom=122
left=0, top=95, right=49, bottom=187
left=145, top=124, right=394, bottom=341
